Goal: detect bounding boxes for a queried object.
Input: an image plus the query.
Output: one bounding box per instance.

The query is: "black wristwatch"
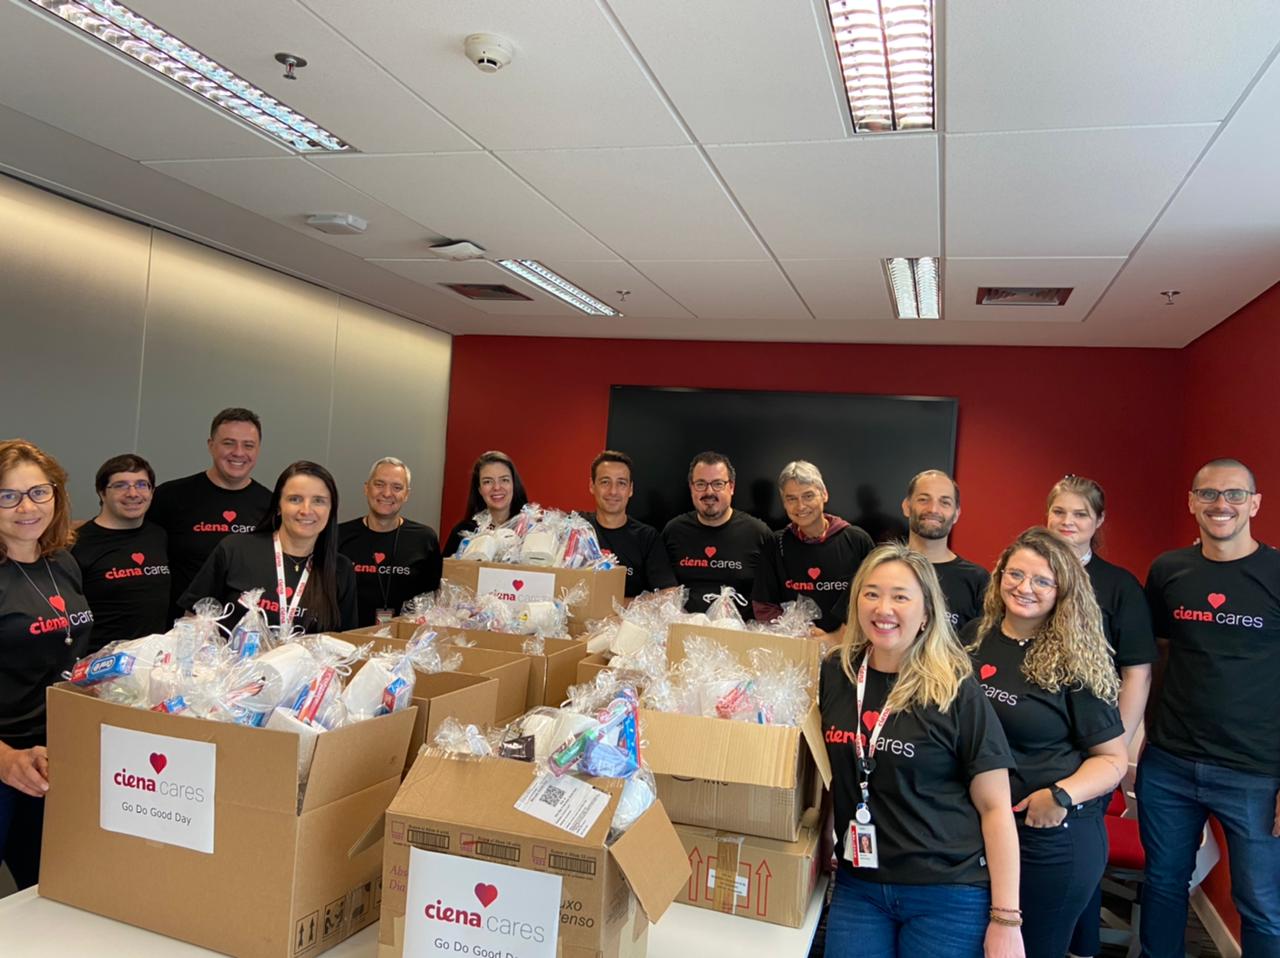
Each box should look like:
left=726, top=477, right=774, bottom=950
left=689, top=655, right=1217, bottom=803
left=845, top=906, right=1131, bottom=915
left=1050, top=784, right=1074, bottom=809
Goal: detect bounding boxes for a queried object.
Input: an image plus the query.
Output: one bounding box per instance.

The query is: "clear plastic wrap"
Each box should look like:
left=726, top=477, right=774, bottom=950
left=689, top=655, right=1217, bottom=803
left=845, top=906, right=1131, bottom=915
left=753, top=595, right=823, bottom=638
left=228, top=589, right=274, bottom=659
left=702, top=586, right=749, bottom=630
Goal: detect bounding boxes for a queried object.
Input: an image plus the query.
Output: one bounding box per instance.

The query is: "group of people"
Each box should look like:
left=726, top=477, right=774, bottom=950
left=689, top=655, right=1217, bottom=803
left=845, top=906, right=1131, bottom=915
left=0, top=415, right=1277, bottom=958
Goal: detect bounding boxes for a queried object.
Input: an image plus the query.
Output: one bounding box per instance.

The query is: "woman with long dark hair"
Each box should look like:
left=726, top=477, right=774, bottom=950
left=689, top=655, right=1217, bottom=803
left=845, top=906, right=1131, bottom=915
left=962, top=528, right=1127, bottom=958
left=180, top=461, right=356, bottom=633
left=442, top=450, right=530, bottom=556
left=0, top=439, right=94, bottom=888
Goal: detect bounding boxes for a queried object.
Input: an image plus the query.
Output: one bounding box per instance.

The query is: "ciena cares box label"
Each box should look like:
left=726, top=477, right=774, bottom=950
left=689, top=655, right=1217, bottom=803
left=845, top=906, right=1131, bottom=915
left=99, top=725, right=217, bottom=854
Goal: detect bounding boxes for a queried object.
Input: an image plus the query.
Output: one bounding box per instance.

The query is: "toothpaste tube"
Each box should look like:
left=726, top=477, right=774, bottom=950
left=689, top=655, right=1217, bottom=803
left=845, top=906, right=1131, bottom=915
left=150, top=696, right=190, bottom=715
left=70, top=651, right=137, bottom=686
left=377, top=675, right=412, bottom=716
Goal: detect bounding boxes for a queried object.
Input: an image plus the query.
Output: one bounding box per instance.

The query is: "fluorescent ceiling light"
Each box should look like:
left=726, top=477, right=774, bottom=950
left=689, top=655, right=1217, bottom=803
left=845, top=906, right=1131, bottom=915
left=826, top=1, right=935, bottom=132
left=496, top=260, right=621, bottom=317
left=24, top=0, right=352, bottom=153
left=885, top=257, right=939, bottom=319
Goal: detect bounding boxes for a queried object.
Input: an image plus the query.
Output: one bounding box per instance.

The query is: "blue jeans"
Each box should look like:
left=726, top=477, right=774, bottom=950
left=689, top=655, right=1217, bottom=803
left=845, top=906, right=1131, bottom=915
left=1136, top=745, right=1280, bottom=958
left=1018, top=800, right=1108, bottom=958
left=825, top=867, right=990, bottom=958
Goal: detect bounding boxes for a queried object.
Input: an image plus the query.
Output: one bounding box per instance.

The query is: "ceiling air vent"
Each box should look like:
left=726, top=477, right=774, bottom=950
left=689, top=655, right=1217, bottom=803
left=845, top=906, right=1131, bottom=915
left=976, top=287, right=1072, bottom=306
left=441, top=283, right=533, bottom=302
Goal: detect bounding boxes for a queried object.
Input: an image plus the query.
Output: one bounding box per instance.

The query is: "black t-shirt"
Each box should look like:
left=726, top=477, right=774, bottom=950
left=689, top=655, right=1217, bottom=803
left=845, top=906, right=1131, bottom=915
left=149, top=472, right=272, bottom=610
left=934, top=556, right=989, bottom=632
left=753, top=523, right=874, bottom=632
left=0, top=551, right=94, bottom=748
left=1145, top=544, right=1280, bottom=776
left=585, top=515, right=676, bottom=598
left=820, top=655, right=1013, bottom=886
left=661, top=510, right=772, bottom=616
left=71, top=520, right=172, bottom=652
left=337, top=517, right=442, bottom=627
left=963, top=623, right=1124, bottom=804
left=1085, top=554, right=1156, bottom=670
left=178, top=534, right=358, bottom=634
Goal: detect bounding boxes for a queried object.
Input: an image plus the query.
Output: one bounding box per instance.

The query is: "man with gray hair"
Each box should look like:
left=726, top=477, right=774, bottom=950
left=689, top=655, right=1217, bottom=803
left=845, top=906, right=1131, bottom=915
left=751, top=460, right=873, bottom=634
left=901, top=469, right=988, bottom=631
left=337, top=457, right=441, bottom=625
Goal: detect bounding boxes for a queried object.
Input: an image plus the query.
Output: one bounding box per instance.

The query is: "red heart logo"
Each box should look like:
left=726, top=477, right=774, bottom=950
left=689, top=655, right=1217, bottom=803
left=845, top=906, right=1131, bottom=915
left=862, top=710, right=880, bottom=731
left=807, top=567, right=821, bottom=580
left=222, top=510, right=237, bottom=522
left=284, top=586, right=294, bottom=598
left=1207, top=593, right=1226, bottom=609
left=474, top=883, right=498, bottom=908
left=149, top=753, right=167, bottom=774
left=980, top=664, right=997, bottom=680
left=512, top=579, right=524, bottom=591
left=373, top=552, right=386, bottom=564
left=131, top=552, right=145, bottom=565
left=704, top=546, right=717, bottom=558
left=48, top=595, right=66, bottom=612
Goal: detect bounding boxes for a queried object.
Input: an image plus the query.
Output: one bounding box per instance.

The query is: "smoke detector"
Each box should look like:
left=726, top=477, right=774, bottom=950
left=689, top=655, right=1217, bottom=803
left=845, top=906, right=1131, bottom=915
left=427, top=240, right=487, bottom=261
left=464, top=33, right=514, bottom=73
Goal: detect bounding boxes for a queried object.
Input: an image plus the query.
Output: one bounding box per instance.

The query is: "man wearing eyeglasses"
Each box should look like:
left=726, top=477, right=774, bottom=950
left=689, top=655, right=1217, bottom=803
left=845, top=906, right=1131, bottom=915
left=70, top=453, right=171, bottom=651
left=1139, top=458, right=1280, bottom=957
left=662, top=451, right=771, bottom=616
left=902, top=469, right=989, bottom=631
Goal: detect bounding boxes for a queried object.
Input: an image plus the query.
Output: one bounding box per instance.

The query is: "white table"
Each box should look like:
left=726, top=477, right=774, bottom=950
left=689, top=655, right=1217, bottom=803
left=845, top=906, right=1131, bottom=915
left=0, top=877, right=827, bottom=956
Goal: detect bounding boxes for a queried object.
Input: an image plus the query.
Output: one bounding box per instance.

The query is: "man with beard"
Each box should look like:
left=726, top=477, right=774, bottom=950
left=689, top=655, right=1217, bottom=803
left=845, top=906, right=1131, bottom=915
left=901, top=469, right=988, bottom=630
left=662, top=451, right=771, bottom=616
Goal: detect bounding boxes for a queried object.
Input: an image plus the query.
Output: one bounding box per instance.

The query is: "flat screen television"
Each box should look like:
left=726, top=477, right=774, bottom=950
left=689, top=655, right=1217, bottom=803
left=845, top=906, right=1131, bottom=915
left=605, top=386, right=958, bottom=539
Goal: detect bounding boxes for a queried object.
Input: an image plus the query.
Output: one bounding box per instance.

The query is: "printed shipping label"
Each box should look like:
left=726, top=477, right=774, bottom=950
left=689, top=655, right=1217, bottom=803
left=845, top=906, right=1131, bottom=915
left=514, top=774, right=610, bottom=839
left=99, top=725, right=216, bottom=853
left=403, top=847, right=561, bottom=958
left=705, top=867, right=749, bottom=897
left=476, top=567, right=557, bottom=603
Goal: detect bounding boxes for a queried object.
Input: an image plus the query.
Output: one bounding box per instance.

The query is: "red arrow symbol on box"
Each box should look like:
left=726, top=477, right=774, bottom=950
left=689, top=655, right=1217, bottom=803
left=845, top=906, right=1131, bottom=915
left=687, top=847, right=702, bottom=901
left=755, top=859, right=772, bottom=916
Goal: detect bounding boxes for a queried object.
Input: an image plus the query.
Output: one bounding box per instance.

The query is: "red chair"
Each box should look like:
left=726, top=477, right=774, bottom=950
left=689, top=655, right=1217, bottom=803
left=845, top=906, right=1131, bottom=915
left=1099, top=787, right=1145, bottom=957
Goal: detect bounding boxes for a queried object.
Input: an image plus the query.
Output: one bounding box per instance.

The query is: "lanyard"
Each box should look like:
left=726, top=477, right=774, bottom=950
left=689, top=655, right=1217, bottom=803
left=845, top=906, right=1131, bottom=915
left=854, top=653, right=892, bottom=808
left=273, top=533, right=311, bottom=634
left=369, top=518, right=401, bottom=609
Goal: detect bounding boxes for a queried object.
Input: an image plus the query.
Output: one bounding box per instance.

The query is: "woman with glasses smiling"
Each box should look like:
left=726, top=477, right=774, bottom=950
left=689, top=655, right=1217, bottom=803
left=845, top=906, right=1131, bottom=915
left=71, top=453, right=171, bottom=652
left=0, top=439, right=94, bottom=890
left=960, top=528, right=1128, bottom=958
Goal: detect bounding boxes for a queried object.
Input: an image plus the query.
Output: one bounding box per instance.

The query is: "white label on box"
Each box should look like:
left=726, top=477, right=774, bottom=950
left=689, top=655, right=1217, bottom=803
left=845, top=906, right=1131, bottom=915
left=705, top=867, right=749, bottom=897
left=403, top=847, right=560, bottom=958
left=99, top=725, right=216, bottom=853
left=476, top=566, right=557, bottom=603
left=514, top=774, right=610, bottom=839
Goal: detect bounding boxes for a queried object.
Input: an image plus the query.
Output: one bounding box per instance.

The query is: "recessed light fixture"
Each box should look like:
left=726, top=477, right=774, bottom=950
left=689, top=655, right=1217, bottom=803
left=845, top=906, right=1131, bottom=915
left=884, top=257, right=939, bottom=319
left=825, top=1, right=935, bottom=132
left=23, top=0, right=352, bottom=153
left=496, top=260, right=621, bottom=317
left=976, top=287, right=1072, bottom=307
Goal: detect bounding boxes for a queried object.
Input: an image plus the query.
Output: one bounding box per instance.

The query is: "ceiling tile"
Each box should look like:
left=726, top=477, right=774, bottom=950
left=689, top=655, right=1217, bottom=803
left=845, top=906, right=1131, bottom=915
left=499, top=146, right=766, bottom=260
left=945, top=125, right=1215, bottom=257
left=124, top=0, right=478, bottom=154
left=299, top=0, right=688, bottom=149
left=631, top=260, right=811, bottom=320
left=779, top=259, right=895, bottom=320
left=942, top=257, right=1124, bottom=323
left=607, top=0, right=848, bottom=143
left=313, top=152, right=618, bottom=261
left=0, top=2, right=285, bottom=160
left=945, top=1, right=1280, bottom=132
left=708, top=137, right=940, bottom=258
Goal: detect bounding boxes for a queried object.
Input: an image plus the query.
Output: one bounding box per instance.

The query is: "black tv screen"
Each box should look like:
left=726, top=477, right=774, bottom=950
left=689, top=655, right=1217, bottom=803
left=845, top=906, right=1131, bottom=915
left=605, top=386, right=958, bottom=539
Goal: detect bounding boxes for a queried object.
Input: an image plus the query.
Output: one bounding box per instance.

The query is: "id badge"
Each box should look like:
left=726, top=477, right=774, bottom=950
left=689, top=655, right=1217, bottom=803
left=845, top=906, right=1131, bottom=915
left=375, top=608, right=395, bottom=624
left=844, top=821, right=879, bottom=869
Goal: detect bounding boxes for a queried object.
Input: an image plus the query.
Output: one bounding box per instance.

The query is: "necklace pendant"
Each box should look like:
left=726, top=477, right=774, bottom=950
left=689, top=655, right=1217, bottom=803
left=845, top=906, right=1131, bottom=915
left=64, top=635, right=73, bottom=646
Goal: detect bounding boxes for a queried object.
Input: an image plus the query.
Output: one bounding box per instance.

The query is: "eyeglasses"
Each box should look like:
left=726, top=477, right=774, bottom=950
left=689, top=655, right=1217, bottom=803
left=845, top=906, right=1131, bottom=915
left=1191, top=487, right=1254, bottom=504
left=692, top=480, right=730, bottom=493
left=1002, top=568, right=1057, bottom=593
left=106, top=480, right=153, bottom=493
left=0, top=484, right=55, bottom=509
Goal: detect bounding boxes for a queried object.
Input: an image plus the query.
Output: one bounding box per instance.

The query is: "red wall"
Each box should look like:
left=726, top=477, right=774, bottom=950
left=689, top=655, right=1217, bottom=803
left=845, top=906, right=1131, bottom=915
left=443, top=337, right=1188, bottom=576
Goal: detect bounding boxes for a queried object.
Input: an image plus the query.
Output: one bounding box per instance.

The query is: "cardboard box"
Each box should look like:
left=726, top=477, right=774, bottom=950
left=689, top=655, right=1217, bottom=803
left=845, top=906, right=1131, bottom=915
left=641, top=625, right=831, bottom=842
left=403, top=670, right=500, bottom=771
left=380, top=750, right=691, bottom=958
left=442, top=558, right=626, bottom=637
left=382, top=620, right=589, bottom=710
left=577, top=651, right=612, bottom=686
left=39, top=681, right=416, bottom=958
left=671, top=824, right=821, bottom=927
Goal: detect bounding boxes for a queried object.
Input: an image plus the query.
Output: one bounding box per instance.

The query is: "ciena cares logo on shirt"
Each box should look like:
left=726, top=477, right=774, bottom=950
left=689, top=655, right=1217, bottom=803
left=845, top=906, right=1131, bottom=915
left=679, top=546, right=743, bottom=570
left=1173, top=592, right=1264, bottom=629
left=29, top=594, right=93, bottom=635
left=352, top=551, right=412, bottom=576
left=192, top=510, right=255, bottom=534
left=105, top=552, right=170, bottom=581
left=785, top=566, right=849, bottom=592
